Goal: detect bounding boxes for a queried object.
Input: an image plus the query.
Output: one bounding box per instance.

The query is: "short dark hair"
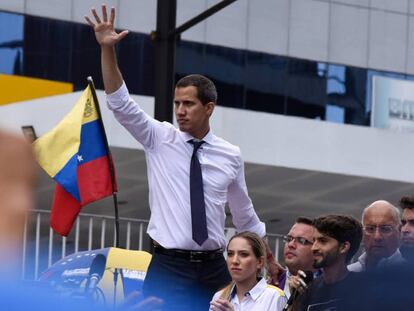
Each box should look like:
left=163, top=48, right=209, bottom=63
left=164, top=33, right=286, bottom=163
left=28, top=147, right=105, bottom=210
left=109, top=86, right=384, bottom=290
left=313, top=215, right=362, bottom=263
left=399, top=196, right=414, bottom=211
left=296, top=216, right=313, bottom=226
left=175, top=74, right=217, bottom=105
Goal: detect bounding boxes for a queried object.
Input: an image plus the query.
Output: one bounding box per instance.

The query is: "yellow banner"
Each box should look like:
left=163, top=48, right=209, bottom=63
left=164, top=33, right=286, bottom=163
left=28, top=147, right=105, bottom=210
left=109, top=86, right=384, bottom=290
left=0, top=74, right=73, bottom=106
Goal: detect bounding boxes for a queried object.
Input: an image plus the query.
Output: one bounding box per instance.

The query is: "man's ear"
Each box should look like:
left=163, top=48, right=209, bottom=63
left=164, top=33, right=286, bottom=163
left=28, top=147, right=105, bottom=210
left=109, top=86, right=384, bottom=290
left=206, top=102, right=215, bottom=116
left=339, top=241, right=350, bottom=255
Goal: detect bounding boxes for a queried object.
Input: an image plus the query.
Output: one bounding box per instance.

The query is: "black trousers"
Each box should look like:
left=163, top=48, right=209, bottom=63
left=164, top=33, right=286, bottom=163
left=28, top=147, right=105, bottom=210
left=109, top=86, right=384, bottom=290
left=143, top=251, right=231, bottom=311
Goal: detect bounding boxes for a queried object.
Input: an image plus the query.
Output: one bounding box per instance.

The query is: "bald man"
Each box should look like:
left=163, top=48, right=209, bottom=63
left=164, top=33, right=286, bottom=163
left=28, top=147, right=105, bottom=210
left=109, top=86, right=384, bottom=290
left=348, top=200, right=403, bottom=272
left=0, top=129, right=35, bottom=276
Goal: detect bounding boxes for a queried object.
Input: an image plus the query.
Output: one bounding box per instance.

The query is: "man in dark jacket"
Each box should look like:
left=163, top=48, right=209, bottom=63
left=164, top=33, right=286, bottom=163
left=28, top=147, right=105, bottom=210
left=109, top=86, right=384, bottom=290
left=293, top=215, right=362, bottom=311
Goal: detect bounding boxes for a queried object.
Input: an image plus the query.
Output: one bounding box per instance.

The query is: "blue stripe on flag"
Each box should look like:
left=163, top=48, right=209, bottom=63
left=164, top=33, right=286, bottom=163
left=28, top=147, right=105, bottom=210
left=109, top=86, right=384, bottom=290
left=54, top=154, right=80, bottom=202
left=79, top=120, right=107, bottom=164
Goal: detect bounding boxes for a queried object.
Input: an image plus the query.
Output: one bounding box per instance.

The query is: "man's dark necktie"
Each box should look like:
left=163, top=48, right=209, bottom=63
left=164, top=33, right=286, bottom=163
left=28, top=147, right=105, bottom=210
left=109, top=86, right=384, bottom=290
left=189, top=139, right=208, bottom=245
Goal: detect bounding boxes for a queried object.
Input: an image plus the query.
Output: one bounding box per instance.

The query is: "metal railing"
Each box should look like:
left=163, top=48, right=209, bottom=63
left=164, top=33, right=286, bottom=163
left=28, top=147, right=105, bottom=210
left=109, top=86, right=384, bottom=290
left=22, top=209, right=284, bottom=280
left=22, top=209, right=150, bottom=280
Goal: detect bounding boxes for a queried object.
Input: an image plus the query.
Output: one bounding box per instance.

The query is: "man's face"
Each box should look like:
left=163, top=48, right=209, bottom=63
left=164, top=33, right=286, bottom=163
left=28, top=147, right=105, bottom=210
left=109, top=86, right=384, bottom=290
left=401, top=209, right=414, bottom=257
left=362, top=205, right=400, bottom=260
left=312, top=231, right=341, bottom=269
left=174, top=86, right=214, bottom=139
left=283, top=223, right=315, bottom=274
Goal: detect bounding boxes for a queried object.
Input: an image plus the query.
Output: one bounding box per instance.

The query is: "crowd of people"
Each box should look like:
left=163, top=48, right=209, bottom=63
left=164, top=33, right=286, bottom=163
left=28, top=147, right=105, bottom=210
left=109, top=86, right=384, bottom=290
left=84, top=5, right=414, bottom=310
left=1, top=134, right=413, bottom=310
left=2, top=3, right=414, bottom=310
left=280, top=200, right=414, bottom=311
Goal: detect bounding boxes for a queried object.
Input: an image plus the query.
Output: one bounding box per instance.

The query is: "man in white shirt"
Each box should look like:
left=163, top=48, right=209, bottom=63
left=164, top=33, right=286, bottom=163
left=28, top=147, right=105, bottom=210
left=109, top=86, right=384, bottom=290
left=348, top=200, right=403, bottom=272
left=85, top=5, right=271, bottom=310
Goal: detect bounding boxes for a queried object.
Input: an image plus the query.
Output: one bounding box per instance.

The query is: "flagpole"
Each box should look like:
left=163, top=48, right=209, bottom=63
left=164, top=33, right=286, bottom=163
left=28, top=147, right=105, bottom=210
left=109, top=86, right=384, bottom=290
left=87, top=76, right=120, bottom=249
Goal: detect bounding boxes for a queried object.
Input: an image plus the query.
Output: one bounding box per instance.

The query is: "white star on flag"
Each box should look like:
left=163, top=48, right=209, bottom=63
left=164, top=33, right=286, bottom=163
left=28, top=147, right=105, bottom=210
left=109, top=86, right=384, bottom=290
left=77, top=155, right=84, bottom=162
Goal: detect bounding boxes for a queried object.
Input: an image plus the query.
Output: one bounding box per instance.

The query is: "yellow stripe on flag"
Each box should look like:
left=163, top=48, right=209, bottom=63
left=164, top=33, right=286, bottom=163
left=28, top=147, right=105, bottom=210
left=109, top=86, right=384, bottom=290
left=33, top=86, right=93, bottom=178
left=82, top=89, right=99, bottom=125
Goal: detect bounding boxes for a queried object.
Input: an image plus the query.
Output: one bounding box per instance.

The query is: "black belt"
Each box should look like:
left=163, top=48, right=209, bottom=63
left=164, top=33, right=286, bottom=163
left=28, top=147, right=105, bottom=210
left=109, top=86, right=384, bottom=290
left=154, top=245, right=223, bottom=263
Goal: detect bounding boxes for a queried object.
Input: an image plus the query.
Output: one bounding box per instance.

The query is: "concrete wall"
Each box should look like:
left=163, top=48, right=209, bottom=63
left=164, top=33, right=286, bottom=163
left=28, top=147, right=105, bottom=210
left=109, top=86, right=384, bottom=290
left=1, top=0, right=414, bottom=74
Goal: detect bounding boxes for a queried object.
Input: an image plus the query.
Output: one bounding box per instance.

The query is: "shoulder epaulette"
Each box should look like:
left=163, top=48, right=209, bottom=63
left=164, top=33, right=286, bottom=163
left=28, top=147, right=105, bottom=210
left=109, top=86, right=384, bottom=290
left=266, top=284, right=285, bottom=296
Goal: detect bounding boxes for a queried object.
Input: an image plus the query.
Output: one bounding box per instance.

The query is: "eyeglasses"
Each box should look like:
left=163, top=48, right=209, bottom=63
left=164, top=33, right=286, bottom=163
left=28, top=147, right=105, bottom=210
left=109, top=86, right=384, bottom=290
left=283, top=235, right=313, bottom=246
left=363, top=225, right=397, bottom=235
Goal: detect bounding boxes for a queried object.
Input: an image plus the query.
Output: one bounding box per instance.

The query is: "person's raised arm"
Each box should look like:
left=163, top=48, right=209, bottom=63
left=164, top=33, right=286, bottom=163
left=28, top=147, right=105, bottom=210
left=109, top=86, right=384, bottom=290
left=84, top=4, right=128, bottom=94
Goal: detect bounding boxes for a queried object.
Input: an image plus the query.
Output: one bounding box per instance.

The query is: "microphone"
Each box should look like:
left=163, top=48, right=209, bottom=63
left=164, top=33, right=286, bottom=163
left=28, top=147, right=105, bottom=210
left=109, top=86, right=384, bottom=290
left=282, top=270, right=314, bottom=311
left=85, top=254, right=106, bottom=296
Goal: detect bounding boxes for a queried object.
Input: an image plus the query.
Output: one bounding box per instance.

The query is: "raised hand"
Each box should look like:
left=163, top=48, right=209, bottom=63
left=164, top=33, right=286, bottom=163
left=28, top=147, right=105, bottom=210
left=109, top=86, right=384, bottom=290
left=288, top=270, right=308, bottom=295
left=84, top=4, right=128, bottom=47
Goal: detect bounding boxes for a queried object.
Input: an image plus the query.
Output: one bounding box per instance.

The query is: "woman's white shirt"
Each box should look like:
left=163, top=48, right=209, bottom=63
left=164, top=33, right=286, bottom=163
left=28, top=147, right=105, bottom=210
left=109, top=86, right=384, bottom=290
left=210, top=278, right=287, bottom=311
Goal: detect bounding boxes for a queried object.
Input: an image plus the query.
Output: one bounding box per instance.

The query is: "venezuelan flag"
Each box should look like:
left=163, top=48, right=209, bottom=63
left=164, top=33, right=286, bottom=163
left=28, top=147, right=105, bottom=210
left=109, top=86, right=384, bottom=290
left=33, top=85, right=115, bottom=236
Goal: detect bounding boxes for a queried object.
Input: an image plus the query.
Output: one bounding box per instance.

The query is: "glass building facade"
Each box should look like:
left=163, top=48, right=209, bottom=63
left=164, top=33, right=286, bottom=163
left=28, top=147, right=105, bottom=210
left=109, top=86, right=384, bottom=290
left=1, top=10, right=414, bottom=127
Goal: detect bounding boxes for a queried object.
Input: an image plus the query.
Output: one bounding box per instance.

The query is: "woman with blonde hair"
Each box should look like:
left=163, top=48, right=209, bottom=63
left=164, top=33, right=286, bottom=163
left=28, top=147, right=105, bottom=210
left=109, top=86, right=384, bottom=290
left=210, top=232, right=286, bottom=310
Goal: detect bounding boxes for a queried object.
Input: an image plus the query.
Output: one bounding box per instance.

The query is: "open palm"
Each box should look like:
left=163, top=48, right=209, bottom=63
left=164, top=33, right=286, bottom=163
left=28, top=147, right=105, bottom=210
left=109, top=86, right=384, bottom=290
left=85, top=4, right=128, bottom=47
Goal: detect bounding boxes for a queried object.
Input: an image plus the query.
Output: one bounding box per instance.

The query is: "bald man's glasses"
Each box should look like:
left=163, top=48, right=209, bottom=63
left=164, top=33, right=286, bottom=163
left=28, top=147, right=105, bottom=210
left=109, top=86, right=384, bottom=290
left=283, top=235, right=313, bottom=246
left=363, top=225, right=396, bottom=236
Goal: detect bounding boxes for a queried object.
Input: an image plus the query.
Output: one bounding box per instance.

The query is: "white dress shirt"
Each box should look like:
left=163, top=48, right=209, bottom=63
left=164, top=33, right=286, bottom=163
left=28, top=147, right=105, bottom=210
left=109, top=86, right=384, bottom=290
left=106, top=82, right=265, bottom=250
left=210, top=278, right=287, bottom=311
left=283, top=269, right=293, bottom=299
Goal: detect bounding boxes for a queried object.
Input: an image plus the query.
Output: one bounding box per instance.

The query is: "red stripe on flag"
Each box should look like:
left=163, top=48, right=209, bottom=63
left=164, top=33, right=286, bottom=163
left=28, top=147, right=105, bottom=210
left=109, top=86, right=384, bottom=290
left=51, top=184, right=81, bottom=236
left=78, top=156, right=114, bottom=206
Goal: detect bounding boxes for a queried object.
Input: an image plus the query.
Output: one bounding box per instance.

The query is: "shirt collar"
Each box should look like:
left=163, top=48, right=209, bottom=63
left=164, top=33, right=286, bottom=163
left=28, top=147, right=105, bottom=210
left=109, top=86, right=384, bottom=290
left=351, top=252, right=367, bottom=271
left=230, top=283, right=237, bottom=300
left=358, top=252, right=367, bottom=265
left=180, top=129, right=214, bottom=145
left=230, top=278, right=267, bottom=303
left=379, top=249, right=405, bottom=265
left=358, top=249, right=404, bottom=267
left=248, top=278, right=267, bottom=301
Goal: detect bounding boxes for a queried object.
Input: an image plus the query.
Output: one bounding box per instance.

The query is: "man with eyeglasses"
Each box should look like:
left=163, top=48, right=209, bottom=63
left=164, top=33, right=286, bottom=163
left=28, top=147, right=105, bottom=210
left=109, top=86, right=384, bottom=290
left=342, top=199, right=414, bottom=310
left=278, top=217, right=320, bottom=299
left=399, top=196, right=414, bottom=261
left=348, top=200, right=403, bottom=272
